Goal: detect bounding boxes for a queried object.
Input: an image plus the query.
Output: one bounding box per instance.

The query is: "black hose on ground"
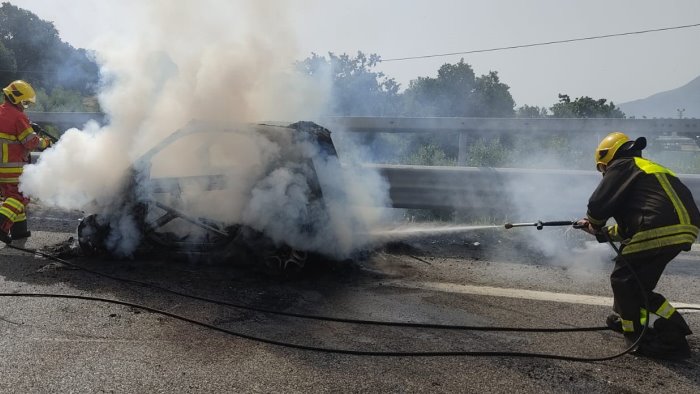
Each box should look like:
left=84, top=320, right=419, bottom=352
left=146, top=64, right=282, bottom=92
left=2, top=242, right=688, bottom=362
left=0, top=292, right=626, bottom=361
left=4, top=243, right=607, bottom=332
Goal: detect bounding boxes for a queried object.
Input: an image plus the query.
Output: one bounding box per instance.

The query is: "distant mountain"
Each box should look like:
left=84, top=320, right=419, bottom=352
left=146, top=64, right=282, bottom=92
left=619, top=76, right=700, bottom=119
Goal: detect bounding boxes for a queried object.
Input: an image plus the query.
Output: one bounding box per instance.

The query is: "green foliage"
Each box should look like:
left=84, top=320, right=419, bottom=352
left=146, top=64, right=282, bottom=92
left=402, top=59, right=477, bottom=116
left=32, top=87, right=99, bottom=112
left=516, top=104, right=548, bottom=118
left=549, top=94, right=625, bottom=118
left=0, top=40, right=15, bottom=73
left=405, top=144, right=455, bottom=166
left=401, top=59, right=515, bottom=117
left=465, top=138, right=509, bottom=167
left=473, top=71, right=515, bottom=117
left=0, top=2, right=98, bottom=93
left=296, top=51, right=400, bottom=116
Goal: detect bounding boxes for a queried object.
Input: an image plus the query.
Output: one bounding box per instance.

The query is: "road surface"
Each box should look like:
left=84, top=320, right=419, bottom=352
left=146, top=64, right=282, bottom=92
left=0, top=205, right=698, bottom=393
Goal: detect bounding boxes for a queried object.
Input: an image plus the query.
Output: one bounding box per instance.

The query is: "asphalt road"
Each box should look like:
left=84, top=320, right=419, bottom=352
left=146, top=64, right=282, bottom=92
left=0, top=206, right=698, bottom=393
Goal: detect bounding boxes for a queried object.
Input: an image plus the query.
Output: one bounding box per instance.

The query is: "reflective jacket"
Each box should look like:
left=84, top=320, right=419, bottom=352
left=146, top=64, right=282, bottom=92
left=587, top=156, right=700, bottom=255
left=0, top=102, right=46, bottom=183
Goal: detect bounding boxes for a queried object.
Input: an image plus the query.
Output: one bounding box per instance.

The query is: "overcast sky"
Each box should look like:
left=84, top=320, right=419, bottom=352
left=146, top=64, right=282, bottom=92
left=11, top=0, right=700, bottom=108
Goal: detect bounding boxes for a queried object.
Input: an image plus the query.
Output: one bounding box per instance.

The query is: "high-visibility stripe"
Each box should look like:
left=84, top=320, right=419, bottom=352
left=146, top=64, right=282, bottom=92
left=621, top=319, right=635, bottom=333
left=0, top=167, right=22, bottom=174
left=17, top=127, right=34, bottom=142
left=606, top=224, right=622, bottom=241
left=3, top=197, right=24, bottom=212
left=0, top=178, right=19, bottom=183
left=0, top=132, right=17, bottom=141
left=655, top=173, right=690, bottom=224
left=634, top=157, right=677, bottom=177
left=627, top=224, right=699, bottom=243
left=15, top=214, right=26, bottom=221
left=655, top=300, right=676, bottom=319
left=609, top=224, right=618, bottom=237
left=640, top=308, right=648, bottom=326
left=0, top=207, right=17, bottom=222
left=623, top=233, right=698, bottom=254
left=1, top=143, right=6, bottom=163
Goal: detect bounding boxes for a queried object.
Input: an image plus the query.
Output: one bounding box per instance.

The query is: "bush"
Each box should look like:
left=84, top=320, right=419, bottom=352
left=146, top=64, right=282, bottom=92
left=33, top=87, right=100, bottom=112
left=405, top=143, right=455, bottom=166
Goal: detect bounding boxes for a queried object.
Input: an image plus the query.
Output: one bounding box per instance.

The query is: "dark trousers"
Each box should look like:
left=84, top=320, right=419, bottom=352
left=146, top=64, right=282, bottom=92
left=610, top=247, right=691, bottom=337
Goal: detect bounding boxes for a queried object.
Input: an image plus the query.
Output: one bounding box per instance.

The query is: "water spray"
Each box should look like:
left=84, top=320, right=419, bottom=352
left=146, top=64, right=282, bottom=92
left=504, top=220, right=582, bottom=230
left=370, top=224, right=500, bottom=240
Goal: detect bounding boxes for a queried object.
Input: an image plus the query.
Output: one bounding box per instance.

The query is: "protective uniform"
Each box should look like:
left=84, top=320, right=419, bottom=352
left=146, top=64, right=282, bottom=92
left=0, top=80, right=49, bottom=244
left=585, top=131, right=698, bottom=359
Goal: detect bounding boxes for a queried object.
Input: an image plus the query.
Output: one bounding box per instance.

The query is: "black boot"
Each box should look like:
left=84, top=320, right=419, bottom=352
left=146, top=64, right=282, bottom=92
left=635, top=334, right=691, bottom=360
left=625, top=326, right=691, bottom=360
left=638, top=316, right=694, bottom=360
left=606, top=314, right=624, bottom=334
left=0, top=230, right=10, bottom=244
left=11, top=220, right=30, bottom=240
left=655, top=312, right=693, bottom=336
left=0, top=218, right=12, bottom=244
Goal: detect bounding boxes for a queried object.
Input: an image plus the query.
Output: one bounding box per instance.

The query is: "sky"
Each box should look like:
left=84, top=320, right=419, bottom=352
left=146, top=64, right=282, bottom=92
left=10, top=0, right=700, bottom=108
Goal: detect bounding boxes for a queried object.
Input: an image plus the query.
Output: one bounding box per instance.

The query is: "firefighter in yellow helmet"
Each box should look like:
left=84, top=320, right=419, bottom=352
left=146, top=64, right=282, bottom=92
left=577, top=131, right=699, bottom=360
left=0, top=80, right=51, bottom=244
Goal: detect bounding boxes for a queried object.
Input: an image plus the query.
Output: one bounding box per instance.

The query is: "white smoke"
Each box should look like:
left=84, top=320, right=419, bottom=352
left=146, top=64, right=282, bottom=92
left=20, top=0, right=390, bottom=258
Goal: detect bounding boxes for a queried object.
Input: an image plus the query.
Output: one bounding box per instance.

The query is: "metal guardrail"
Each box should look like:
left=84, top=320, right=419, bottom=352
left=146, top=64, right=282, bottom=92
left=320, top=116, right=700, bottom=134
left=373, top=164, right=700, bottom=218
left=26, top=114, right=700, bottom=215
left=26, top=113, right=700, bottom=134
left=321, top=117, right=700, bottom=165
left=141, top=165, right=700, bottom=220
left=27, top=111, right=106, bottom=127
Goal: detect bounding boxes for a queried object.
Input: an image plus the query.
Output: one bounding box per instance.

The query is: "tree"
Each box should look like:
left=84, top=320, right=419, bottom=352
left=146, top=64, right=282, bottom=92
left=401, top=59, right=514, bottom=117
left=516, top=104, right=548, bottom=118
left=296, top=51, right=400, bottom=116
left=473, top=71, right=515, bottom=117
left=549, top=94, right=625, bottom=118
left=0, top=2, right=98, bottom=93
left=33, top=87, right=100, bottom=112
left=0, top=40, right=15, bottom=76
left=402, top=59, right=476, bottom=117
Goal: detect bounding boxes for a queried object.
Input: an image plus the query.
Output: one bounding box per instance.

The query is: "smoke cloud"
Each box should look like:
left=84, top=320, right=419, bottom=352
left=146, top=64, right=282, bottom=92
left=20, top=0, right=390, bottom=258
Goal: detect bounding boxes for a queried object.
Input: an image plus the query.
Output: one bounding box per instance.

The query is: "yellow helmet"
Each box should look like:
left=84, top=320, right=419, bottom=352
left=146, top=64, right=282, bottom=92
left=2, top=80, right=36, bottom=109
left=595, top=131, right=647, bottom=172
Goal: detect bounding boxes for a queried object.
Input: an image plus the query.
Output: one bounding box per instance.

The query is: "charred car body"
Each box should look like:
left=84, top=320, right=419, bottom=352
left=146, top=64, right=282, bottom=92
left=77, top=121, right=343, bottom=271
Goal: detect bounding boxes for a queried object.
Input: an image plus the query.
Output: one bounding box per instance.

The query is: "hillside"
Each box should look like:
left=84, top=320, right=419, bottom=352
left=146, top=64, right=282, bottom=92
left=619, top=75, right=700, bottom=119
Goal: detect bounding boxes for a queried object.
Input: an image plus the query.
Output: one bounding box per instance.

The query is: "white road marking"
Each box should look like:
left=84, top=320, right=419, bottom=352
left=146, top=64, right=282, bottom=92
left=385, top=280, right=700, bottom=310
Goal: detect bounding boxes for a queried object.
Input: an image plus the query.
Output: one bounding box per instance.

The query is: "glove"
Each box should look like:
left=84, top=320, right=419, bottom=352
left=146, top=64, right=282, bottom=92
left=39, top=137, right=52, bottom=150
left=574, top=218, right=598, bottom=235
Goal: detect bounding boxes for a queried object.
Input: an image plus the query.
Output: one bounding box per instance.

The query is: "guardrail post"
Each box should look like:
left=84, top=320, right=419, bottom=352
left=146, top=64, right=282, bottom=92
left=457, top=131, right=467, bottom=166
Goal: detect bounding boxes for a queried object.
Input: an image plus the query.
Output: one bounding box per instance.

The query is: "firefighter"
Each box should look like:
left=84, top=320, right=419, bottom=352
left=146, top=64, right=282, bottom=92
left=0, top=80, right=51, bottom=244
left=576, top=131, right=698, bottom=360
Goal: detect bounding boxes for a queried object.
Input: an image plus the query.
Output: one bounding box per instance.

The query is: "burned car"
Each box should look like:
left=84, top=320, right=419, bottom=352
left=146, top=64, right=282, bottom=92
left=77, top=120, right=349, bottom=272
